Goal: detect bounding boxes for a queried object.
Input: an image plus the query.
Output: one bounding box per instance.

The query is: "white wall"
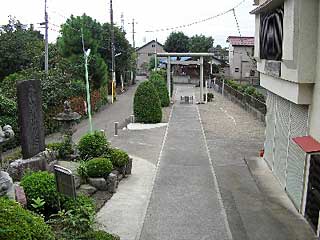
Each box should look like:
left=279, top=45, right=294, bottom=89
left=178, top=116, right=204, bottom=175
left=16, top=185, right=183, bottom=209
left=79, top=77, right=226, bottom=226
left=229, top=45, right=256, bottom=79
left=136, top=42, right=165, bottom=74
left=309, top=2, right=320, bottom=142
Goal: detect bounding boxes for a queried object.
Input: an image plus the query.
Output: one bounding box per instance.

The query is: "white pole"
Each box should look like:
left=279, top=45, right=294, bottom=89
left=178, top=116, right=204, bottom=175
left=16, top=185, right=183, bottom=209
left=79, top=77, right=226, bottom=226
left=154, top=38, right=157, bottom=71
left=200, top=56, right=204, bottom=103
left=167, top=56, right=171, bottom=98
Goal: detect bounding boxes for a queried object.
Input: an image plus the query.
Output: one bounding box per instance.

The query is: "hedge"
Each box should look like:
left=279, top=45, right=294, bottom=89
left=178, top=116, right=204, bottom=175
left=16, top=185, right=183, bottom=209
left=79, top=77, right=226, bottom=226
left=133, top=81, right=162, bottom=123
left=150, top=73, right=170, bottom=107
left=0, top=198, right=55, bottom=240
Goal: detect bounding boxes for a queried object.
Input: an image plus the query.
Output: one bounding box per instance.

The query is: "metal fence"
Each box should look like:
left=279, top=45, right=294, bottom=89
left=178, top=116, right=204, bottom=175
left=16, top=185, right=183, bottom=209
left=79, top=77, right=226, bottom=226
left=214, top=78, right=267, bottom=116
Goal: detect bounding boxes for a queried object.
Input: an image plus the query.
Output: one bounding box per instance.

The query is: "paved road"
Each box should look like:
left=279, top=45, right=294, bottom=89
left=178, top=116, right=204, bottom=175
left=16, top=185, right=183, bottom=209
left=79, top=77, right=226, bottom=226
left=139, top=85, right=232, bottom=240
left=46, top=77, right=144, bottom=144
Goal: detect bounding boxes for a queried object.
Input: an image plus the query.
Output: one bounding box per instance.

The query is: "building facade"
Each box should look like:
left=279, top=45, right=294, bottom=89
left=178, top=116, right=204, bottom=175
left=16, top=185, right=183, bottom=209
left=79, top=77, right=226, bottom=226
left=136, top=40, right=165, bottom=75
left=227, top=36, right=258, bottom=80
left=252, top=0, right=320, bottom=234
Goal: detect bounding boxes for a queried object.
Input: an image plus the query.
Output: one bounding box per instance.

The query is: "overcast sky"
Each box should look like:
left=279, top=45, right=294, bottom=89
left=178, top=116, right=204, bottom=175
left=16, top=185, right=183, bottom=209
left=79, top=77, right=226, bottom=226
left=0, top=0, right=255, bottom=48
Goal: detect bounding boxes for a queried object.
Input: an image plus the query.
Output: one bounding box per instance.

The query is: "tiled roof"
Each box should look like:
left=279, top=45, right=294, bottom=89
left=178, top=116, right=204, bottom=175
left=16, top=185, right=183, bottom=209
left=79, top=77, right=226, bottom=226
left=227, top=36, right=254, bottom=46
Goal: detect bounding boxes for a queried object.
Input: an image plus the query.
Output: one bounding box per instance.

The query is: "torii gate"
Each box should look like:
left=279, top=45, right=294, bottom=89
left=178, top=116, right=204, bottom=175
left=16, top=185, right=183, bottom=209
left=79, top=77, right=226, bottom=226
left=157, top=52, right=216, bottom=104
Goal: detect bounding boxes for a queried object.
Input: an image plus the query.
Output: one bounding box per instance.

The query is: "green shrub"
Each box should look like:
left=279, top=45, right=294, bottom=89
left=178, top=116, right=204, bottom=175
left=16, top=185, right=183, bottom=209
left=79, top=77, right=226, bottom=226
left=81, top=230, right=120, bottom=240
left=133, top=81, right=162, bottom=123
left=46, top=138, right=73, bottom=159
left=78, top=131, right=109, bottom=160
left=0, top=198, right=55, bottom=240
left=20, top=171, right=58, bottom=216
left=85, top=158, right=113, bottom=178
left=48, top=195, right=96, bottom=239
left=150, top=75, right=170, bottom=107
left=107, top=148, right=129, bottom=168
left=244, top=86, right=256, bottom=96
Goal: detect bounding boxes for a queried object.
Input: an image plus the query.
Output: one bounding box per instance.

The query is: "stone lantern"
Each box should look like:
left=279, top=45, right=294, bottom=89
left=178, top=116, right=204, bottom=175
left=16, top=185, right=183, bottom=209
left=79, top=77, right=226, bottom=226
left=54, top=101, right=81, bottom=145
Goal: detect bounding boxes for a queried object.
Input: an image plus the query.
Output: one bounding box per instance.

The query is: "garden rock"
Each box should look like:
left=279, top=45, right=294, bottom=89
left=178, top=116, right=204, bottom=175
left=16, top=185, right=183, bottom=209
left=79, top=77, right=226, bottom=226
left=77, top=184, right=97, bottom=197
left=0, top=171, right=15, bottom=200
left=106, top=173, right=118, bottom=193
left=7, top=151, right=53, bottom=181
left=88, top=177, right=108, bottom=191
left=14, top=184, right=27, bottom=207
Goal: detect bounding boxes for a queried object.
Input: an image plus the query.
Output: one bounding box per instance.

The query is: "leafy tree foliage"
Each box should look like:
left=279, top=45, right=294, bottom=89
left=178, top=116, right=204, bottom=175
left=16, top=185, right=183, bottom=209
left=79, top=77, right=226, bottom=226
left=0, top=17, right=44, bottom=80
left=58, top=14, right=108, bottom=89
left=164, top=32, right=189, bottom=53
left=98, top=23, right=136, bottom=84
left=189, top=34, right=214, bottom=53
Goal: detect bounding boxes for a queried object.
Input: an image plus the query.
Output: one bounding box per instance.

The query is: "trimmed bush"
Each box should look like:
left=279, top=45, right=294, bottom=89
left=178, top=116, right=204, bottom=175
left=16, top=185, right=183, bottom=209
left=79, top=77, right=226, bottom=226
left=20, top=171, right=58, bottom=216
left=150, top=74, right=170, bottom=107
left=46, top=138, right=73, bottom=159
left=78, top=131, right=109, bottom=160
left=84, top=158, right=113, bottom=178
left=133, top=81, right=162, bottom=123
left=107, top=148, right=129, bottom=168
left=0, top=198, right=55, bottom=240
left=82, top=230, right=120, bottom=240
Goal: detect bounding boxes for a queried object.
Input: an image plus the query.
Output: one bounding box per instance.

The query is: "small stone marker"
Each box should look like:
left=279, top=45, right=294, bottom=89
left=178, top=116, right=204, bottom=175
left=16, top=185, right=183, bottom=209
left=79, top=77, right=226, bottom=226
left=17, top=80, right=45, bottom=159
left=54, top=165, right=76, bottom=199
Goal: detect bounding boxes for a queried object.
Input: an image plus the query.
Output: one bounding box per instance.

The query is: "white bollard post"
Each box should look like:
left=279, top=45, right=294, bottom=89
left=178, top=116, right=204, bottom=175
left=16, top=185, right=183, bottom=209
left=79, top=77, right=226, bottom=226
left=130, top=115, right=135, bottom=123
left=222, top=79, right=225, bottom=96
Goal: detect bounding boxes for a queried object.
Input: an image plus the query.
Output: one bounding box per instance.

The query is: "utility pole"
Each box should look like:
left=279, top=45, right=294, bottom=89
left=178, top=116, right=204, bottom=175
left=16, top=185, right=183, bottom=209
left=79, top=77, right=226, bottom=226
left=120, top=13, right=124, bottom=32
left=110, top=0, right=116, bottom=103
left=44, top=0, right=49, bottom=74
left=131, top=18, right=136, bottom=48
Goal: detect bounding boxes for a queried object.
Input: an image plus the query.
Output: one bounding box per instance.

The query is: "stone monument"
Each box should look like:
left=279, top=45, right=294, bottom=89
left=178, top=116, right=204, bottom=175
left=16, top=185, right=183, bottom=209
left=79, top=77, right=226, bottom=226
left=17, top=80, right=45, bottom=159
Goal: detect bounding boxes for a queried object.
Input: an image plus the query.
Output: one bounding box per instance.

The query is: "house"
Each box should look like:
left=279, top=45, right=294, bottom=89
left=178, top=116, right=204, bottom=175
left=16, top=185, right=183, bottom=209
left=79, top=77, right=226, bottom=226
left=136, top=40, right=165, bottom=75
left=227, top=36, right=258, bottom=80
left=251, top=0, right=320, bottom=234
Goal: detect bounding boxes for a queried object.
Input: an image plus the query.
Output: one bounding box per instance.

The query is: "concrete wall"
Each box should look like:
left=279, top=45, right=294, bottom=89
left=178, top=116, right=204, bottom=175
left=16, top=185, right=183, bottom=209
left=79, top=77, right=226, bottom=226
left=309, top=2, right=320, bottom=142
left=136, top=42, right=165, bottom=74
left=229, top=45, right=257, bottom=80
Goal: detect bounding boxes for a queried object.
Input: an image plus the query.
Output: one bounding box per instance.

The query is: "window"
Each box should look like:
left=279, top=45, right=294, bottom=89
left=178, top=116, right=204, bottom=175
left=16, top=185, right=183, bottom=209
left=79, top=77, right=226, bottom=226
left=148, top=53, right=153, bottom=56
left=152, top=44, right=155, bottom=48
left=260, top=5, right=284, bottom=60
left=250, top=70, right=255, bottom=76
left=235, top=68, right=239, bottom=73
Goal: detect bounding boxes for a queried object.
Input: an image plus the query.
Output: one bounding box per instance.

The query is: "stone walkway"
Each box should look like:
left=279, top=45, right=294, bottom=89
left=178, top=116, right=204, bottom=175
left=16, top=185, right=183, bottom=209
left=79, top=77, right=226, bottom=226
left=139, top=85, right=232, bottom=240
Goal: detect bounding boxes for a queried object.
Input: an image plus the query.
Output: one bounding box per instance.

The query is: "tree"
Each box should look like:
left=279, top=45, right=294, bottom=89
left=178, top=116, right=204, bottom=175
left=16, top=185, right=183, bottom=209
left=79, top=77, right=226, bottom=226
left=148, top=56, right=159, bottom=72
left=58, top=14, right=108, bottom=89
left=0, top=16, right=44, bottom=80
left=164, top=32, right=189, bottom=53
left=189, top=34, right=214, bottom=53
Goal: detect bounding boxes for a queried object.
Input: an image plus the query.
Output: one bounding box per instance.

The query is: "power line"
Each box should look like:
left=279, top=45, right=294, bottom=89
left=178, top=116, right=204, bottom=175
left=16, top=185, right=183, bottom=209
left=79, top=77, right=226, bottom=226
left=145, top=0, right=246, bottom=33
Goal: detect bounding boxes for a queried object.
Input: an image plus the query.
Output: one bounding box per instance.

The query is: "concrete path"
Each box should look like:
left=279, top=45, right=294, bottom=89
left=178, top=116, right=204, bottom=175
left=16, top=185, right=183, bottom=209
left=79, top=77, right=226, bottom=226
left=96, top=83, right=315, bottom=240
left=197, top=87, right=315, bottom=240
left=139, top=85, right=232, bottom=240
left=96, top=156, right=157, bottom=240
